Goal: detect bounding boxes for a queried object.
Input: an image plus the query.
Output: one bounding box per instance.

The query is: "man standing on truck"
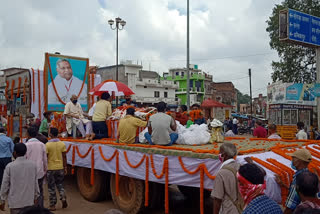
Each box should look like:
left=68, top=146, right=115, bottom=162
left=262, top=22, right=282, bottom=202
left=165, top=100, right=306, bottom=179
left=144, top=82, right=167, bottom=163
left=144, top=102, right=178, bottom=146
left=48, top=58, right=87, bottom=104
left=118, top=108, right=147, bottom=144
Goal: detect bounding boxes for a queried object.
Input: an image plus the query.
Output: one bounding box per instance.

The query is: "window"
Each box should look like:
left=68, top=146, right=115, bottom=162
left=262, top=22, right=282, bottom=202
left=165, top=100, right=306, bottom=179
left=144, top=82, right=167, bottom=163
left=165, top=88, right=168, bottom=90
left=176, top=72, right=179, bottom=76
left=154, top=91, right=160, bottom=97
left=164, top=92, right=168, bottom=98
left=181, top=72, right=184, bottom=77
left=144, top=86, right=147, bottom=88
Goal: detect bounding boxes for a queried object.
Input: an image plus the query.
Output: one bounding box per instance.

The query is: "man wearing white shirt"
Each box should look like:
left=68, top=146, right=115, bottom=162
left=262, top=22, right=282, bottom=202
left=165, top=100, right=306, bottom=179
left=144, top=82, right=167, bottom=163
left=296, top=122, right=308, bottom=140
left=232, top=117, right=238, bottom=135
left=48, top=58, right=87, bottom=105
left=64, top=95, right=94, bottom=140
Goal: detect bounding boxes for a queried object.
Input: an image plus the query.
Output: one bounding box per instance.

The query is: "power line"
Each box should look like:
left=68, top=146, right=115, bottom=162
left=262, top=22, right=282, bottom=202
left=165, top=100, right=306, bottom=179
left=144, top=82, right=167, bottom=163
left=138, top=52, right=274, bottom=62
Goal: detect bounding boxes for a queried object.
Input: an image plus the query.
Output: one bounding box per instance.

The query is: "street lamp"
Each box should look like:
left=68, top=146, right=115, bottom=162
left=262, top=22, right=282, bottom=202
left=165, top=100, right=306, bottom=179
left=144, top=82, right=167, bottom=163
left=108, top=17, right=126, bottom=82
left=108, top=17, right=126, bottom=107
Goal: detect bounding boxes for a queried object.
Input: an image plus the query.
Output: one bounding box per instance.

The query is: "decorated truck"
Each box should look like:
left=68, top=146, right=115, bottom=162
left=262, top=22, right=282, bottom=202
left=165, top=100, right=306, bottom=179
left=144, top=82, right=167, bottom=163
left=3, top=53, right=320, bottom=214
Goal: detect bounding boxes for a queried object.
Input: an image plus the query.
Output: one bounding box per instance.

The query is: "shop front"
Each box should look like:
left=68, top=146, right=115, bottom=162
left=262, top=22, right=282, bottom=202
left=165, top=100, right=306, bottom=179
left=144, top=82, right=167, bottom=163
left=269, top=104, right=313, bottom=139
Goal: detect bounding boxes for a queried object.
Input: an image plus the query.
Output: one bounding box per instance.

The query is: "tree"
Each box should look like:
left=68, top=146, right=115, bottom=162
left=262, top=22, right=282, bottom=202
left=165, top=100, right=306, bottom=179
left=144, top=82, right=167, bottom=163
left=237, top=89, right=251, bottom=111
left=266, top=0, right=320, bottom=83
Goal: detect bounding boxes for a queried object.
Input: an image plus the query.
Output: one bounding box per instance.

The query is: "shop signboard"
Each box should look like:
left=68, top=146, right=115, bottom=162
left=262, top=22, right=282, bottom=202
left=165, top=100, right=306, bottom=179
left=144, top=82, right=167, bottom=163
left=268, top=82, right=317, bottom=106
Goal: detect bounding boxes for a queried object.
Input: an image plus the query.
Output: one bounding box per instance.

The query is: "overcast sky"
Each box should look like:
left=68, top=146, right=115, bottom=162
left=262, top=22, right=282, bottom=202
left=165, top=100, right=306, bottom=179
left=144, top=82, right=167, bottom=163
left=0, top=0, right=282, bottom=96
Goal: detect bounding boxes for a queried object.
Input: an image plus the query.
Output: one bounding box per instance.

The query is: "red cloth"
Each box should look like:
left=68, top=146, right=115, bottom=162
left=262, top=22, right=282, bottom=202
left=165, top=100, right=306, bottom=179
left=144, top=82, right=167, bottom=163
left=253, top=126, right=267, bottom=138
left=176, top=112, right=188, bottom=125
left=237, top=172, right=266, bottom=207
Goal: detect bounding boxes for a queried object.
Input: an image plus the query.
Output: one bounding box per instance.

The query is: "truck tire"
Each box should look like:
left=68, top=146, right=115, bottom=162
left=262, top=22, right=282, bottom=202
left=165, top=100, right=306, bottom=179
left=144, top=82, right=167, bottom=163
left=110, top=174, right=145, bottom=214
left=77, top=167, right=107, bottom=202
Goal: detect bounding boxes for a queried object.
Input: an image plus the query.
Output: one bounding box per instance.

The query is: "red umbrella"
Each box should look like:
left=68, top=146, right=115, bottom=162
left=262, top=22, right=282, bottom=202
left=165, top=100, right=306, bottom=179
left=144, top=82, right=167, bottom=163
left=89, top=80, right=135, bottom=96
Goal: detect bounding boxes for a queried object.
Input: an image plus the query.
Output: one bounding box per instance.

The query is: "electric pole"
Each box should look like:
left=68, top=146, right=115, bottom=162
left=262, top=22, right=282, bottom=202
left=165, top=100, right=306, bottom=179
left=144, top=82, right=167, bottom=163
left=249, top=68, right=253, bottom=115
left=186, top=0, right=190, bottom=110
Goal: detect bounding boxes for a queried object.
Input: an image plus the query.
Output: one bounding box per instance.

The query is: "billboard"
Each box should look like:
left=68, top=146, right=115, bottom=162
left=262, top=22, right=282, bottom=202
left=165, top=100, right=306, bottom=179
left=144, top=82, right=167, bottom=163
left=45, top=53, right=89, bottom=112
left=267, top=82, right=319, bottom=106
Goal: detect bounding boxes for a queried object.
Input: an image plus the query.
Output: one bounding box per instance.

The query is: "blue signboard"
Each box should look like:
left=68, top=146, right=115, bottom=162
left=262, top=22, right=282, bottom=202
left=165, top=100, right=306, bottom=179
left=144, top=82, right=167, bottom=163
left=288, top=9, right=320, bottom=46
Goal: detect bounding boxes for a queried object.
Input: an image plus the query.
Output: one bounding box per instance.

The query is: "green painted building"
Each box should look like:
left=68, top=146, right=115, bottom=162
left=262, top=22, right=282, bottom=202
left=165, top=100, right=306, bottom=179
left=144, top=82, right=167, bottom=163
left=162, top=67, right=205, bottom=105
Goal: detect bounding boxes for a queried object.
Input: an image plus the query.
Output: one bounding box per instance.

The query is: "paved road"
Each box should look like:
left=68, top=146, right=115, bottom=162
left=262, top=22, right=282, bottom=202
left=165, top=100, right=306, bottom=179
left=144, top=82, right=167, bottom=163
left=2, top=175, right=213, bottom=214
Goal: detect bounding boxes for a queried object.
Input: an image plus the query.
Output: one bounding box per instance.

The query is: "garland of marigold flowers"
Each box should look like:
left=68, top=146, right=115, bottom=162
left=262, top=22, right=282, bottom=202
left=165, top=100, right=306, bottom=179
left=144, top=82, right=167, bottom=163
left=46, top=55, right=88, bottom=105
left=75, top=145, right=92, bottom=158
left=37, top=69, right=42, bottom=119
left=150, top=155, right=169, bottom=214
left=10, top=79, right=15, bottom=101
left=4, top=81, right=9, bottom=100
left=124, top=151, right=146, bottom=168
left=19, top=115, right=22, bottom=141
left=251, top=157, right=289, bottom=205
left=23, top=77, right=27, bottom=103
left=91, top=149, right=95, bottom=186
left=66, top=144, right=72, bottom=153
left=239, top=148, right=265, bottom=154
left=145, top=156, right=149, bottom=207
left=267, top=158, right=294, bottom=183
left=17, top=77, right=21, bottom=97
left=71, top=146, right=76, bottom=174
left=98, top=147, right=120, bottom=195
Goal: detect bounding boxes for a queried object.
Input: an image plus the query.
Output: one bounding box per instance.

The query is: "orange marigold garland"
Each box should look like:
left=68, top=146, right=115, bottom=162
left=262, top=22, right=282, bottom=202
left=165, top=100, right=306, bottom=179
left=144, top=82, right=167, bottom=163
left=251, top=157, right=288, bottom=205
left=10, top=79, right=15, bottom=100
left=75, top=145, right=92, bottom=158
left=200, top=167, right=204, bottom=214
left=150, top=155, right=169, bottom=213
left=17, top=77, right=21, bottom=97
left=32, top=68, right=35, bottom=103
left=71, top=145, right=76, bottom=174
left=91, top=149, right=95, bottom=186
left=23, top=77, right=27, bottom=103
left=116, top=152, right=119, bottom=196
left=124, top=151, right=146, bottom=168
left=19, top=115, right=22, bottom=141
left=4, top=80, right=9, bottom=100
left=145, top=156, right=149, bottom=207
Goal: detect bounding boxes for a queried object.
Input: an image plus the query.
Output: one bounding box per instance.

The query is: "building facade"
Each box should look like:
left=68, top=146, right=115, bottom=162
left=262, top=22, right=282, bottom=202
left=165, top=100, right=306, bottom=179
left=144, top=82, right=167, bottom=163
left=97, top=61, right=179, bottom=106
left=211, top=82, right=237, bottom=110
left=164, top=67, right=205, bottom=106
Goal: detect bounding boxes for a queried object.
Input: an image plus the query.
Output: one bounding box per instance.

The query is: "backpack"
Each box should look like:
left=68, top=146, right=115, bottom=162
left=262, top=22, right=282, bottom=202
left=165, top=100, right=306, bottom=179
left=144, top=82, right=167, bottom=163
left=221, top=165, right=245, bottom=214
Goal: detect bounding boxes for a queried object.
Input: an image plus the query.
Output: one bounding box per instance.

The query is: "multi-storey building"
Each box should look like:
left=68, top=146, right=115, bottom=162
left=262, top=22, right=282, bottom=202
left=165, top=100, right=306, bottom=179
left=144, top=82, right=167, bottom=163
left=97, top=61, right=179, bottom=106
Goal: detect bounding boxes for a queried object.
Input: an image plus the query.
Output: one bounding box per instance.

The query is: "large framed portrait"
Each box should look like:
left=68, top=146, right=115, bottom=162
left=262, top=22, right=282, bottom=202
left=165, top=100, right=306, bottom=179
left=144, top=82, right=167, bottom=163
left=44, top=53, right=89, bottom=112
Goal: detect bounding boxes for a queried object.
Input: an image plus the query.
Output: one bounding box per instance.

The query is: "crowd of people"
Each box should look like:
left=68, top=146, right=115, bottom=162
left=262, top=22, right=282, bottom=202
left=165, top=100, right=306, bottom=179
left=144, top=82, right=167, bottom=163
left=213, top=143, right=320, bottom=214
left=0, top=127, right=67, bottom=213
left=223, top=117, right=308, bottom=140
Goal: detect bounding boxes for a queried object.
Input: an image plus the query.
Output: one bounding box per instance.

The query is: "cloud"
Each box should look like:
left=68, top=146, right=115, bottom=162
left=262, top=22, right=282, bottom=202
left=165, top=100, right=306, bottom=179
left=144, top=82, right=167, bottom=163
left=0, top=0, right=282, bottom=96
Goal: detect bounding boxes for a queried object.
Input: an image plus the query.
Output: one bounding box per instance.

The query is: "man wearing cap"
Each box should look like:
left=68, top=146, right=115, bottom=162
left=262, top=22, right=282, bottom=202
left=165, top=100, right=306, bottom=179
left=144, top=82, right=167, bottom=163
left=275, top=148, right=312, bottom=214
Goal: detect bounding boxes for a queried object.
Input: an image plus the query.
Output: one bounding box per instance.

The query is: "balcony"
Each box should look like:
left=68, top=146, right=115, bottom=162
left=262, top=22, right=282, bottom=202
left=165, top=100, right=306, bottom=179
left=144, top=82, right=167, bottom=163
left=175, top=87, right=205, bottom=94
left=134, top=96, right=177, bottom=104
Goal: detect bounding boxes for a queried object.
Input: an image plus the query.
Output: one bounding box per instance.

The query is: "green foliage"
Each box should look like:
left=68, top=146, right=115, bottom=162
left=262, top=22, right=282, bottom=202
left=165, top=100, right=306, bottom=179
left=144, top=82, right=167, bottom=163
left=266, top=0, right=320, bottom=83
left=237, top=89, right=251, bottom=111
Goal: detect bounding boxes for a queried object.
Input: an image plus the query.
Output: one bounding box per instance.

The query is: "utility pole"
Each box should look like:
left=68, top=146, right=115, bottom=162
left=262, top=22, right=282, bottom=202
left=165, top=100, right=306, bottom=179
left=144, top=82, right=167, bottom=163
left=186, top=0, right=190, bottom=110
left=249, top=68, right=253, bottom=115
left=316, top=49, right=320, bottom=131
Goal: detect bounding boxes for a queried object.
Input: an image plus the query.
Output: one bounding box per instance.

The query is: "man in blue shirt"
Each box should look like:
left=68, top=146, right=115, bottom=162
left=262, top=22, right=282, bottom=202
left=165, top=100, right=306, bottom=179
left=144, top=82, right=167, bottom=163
left=275, top=149, right=312, bottom=214
left=0, top=127, right=14, bottom=189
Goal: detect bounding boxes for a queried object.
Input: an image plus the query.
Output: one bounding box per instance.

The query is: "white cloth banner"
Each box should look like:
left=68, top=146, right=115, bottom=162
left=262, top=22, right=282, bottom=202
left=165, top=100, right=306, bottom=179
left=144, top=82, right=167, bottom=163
left=30, top=68, right=45, bottom=120
left=62, top=141, right=316, bottom=203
